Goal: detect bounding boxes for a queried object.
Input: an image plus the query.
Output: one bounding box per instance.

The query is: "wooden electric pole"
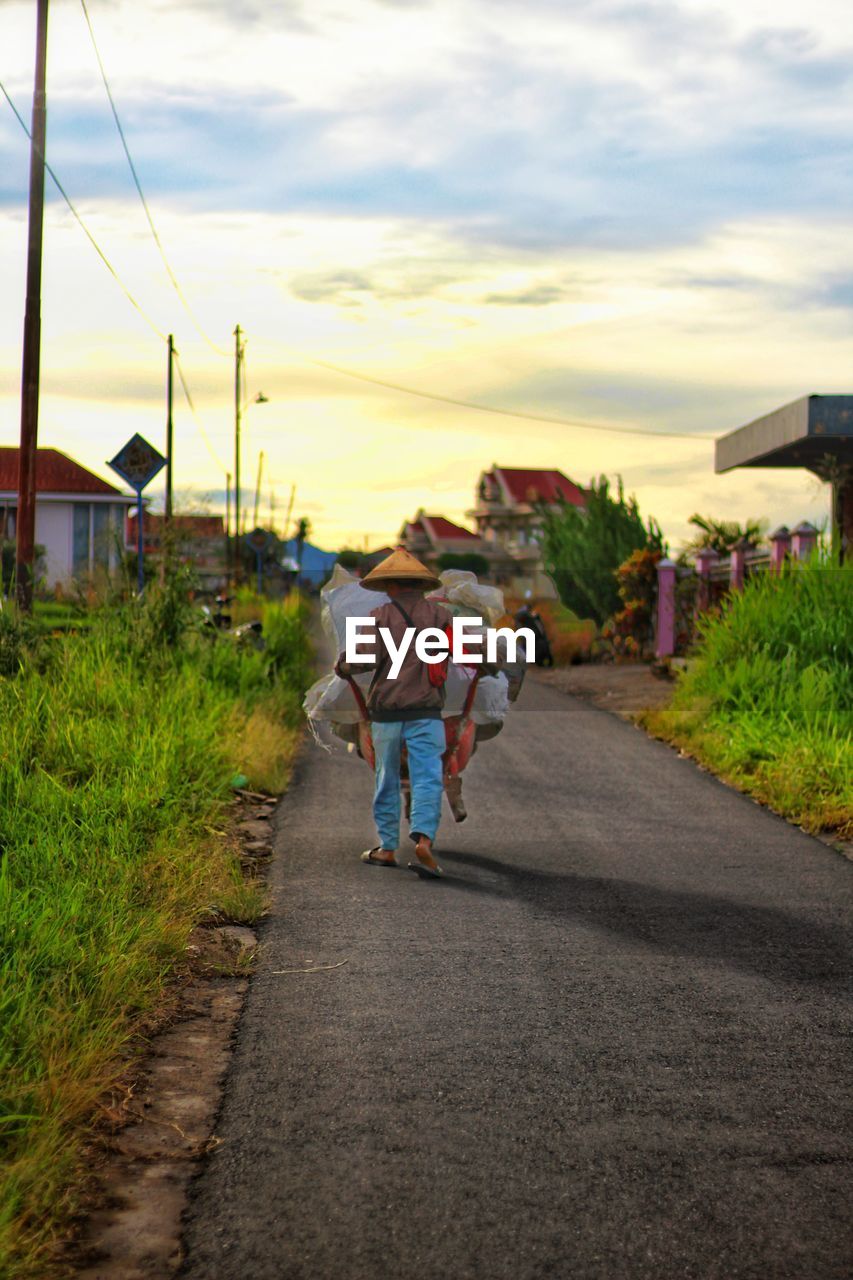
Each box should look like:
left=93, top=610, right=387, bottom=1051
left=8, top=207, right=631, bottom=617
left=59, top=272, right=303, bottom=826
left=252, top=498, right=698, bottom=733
left=253, top=450, right=264, bottom=529
left=234, top=324, right=243, bottom=577
left=15, top=0, right=49, bottom=612
left=165, top=334, right=174, bottom=523
left=159, top=334, right=175, bottom=584
left=225, top=470, right=232, bottom=584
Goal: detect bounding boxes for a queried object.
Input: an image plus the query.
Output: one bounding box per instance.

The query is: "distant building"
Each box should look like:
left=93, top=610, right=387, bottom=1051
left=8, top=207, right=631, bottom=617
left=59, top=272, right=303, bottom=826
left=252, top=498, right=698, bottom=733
left=280, top=537, right=339, bottom=588
left=359, top=546, right=395, bottom=576
left=400, top=511, right=483, bottom=568
left=468, top=466, right=586, bottom=594
left=0, top=446, right=136, bottom=589
left=126, top=510, right=227, bottom=589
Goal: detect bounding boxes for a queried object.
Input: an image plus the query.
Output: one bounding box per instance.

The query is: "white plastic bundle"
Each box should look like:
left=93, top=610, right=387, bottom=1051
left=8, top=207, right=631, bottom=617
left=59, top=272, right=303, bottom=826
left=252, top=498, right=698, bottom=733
left=427, top=569, right=505, bottom=626
left=320, top=564, right=389, bottom=650
left=305, top=565, right=513, bottom=728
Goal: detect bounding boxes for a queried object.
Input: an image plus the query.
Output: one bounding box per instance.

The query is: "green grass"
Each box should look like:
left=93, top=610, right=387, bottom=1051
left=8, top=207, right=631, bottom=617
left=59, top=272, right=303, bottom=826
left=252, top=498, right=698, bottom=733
left=31, top=601, right=95, bottom=632
left=0, top=588, right=312, bottom=1277
left=642, top=558, right=853, bottom=836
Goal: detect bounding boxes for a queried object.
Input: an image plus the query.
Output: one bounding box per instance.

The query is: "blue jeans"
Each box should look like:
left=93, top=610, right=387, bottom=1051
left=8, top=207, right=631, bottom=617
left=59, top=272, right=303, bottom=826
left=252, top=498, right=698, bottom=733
left=371, top=718, right=445, bottom=850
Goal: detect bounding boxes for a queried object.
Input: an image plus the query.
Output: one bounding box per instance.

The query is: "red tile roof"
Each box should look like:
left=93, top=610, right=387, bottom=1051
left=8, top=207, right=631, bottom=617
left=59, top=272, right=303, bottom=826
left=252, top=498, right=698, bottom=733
left=129, top=512, right=225, bottom=538
left=423, top=515, right=479, bottom=541
left=0, top=447, right=124, bottom=496
left=494, top=467, right=585, bottom=507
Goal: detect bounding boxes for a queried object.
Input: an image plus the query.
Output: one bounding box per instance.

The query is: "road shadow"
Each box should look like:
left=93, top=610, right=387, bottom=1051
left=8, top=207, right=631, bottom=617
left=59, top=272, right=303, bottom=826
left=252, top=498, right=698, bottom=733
left=438, top=848, right=853, bottom=999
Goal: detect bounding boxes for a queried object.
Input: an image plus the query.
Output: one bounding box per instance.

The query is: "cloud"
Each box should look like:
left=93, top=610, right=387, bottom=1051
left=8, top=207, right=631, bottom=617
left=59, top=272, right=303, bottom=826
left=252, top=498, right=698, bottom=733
left=165, top=0, right=314, bottom=28
left=289, top=270, right=375, bottom=304
left=483, top=285, right=567, bottom=306
left=817, top=275, right=853, bottom=311
left=739, top=25, right=853, bottom=90
left=4, top=0, right=853, bottom=259
left=1, top=0, right=851, bottom=551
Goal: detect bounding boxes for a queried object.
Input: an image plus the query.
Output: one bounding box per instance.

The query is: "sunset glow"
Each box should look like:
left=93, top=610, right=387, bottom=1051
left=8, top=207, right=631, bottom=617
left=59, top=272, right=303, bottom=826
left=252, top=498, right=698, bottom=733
left=2, top=0, right=851, bottom=548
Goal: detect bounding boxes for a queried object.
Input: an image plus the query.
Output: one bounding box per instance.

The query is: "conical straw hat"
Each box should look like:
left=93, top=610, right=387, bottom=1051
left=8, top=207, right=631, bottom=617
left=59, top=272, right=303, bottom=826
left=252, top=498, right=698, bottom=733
left=361, top=545, right=442, bottom=592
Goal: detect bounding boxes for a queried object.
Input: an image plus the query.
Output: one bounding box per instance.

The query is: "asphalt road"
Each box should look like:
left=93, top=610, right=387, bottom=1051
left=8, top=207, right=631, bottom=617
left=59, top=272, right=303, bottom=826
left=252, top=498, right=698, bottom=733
left=181, top=677, right=852, bottom=1279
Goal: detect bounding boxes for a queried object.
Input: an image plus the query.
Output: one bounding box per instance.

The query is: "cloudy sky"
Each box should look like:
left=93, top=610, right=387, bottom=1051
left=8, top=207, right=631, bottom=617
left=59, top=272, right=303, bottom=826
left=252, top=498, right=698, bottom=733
left=2, top=0, right=852, bottom=549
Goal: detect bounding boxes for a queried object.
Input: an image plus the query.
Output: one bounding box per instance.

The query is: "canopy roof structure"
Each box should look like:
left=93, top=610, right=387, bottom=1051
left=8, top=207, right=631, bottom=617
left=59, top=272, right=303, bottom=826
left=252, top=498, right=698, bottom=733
left=715, top=395, right=853, bottom=479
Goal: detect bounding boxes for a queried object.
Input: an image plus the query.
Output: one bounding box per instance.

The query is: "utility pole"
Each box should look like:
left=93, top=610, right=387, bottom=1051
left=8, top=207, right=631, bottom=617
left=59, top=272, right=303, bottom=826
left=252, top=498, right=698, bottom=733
left=15, top=0, right=49, bottom=613
left=225, top=470, right=231, bottom=584
left=159, top=334, right=175, bottom=584
left=283, top=482, right=296, bottom=544
left=253, top=451, right=264, bottom=529
left=234, top=324, right=243, bottom=577
left=165, top=334, right=174, bottom=523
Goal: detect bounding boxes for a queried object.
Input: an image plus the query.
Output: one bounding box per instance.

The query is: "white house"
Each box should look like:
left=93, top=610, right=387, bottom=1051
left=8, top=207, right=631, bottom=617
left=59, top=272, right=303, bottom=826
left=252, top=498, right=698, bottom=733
left=466, top=465, right=587, bottom=594
left=0, top=447, right=137, bottom=589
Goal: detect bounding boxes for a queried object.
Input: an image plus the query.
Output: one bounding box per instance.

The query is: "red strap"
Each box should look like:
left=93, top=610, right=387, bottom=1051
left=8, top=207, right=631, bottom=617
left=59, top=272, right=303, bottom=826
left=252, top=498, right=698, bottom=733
left=344, top=674, right=370, bottom=721
left=428, top=625, right=452, bottom=686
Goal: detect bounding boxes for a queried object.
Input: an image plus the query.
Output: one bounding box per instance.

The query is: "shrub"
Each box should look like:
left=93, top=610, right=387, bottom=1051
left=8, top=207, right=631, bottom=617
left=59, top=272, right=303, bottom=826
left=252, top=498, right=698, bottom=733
left=643, top=557, right=852, bottom=834
left=437, top=551, right=490, bottom=577
left=603, top=547, right=662, bottom=659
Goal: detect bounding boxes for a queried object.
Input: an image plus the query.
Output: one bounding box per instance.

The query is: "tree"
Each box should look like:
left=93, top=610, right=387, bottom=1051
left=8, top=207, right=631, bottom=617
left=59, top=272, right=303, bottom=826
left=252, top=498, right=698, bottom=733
left=336, top=548, right=362, bottom=570
left=294, top=517, right=312, bottom=573
left=437, top=551, right=490, bottom=577
left=685, top=513, right=767, bottom=556
left=539, top=476, right=664, bottom=625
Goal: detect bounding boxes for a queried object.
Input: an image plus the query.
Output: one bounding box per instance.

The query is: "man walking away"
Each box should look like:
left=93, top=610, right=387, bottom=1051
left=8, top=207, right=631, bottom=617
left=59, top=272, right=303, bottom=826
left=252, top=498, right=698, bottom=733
left=335, top=547, right=452, bottom=878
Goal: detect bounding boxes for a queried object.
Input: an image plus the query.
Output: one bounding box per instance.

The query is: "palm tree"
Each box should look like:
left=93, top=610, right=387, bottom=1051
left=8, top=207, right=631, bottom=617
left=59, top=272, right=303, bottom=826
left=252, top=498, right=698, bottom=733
left=295, top=517, right=311, bottom=574
left=685, top=513, right=766, bottom=556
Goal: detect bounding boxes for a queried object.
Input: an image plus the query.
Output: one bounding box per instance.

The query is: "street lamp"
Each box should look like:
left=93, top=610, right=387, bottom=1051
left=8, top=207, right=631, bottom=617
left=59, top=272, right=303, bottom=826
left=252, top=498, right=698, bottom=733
left=233, top=325, right=268, bottom=581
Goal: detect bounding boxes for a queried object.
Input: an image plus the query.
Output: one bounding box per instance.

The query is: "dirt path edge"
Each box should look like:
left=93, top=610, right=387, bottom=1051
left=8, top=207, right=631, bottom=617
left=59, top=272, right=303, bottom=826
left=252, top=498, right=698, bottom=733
left=62, top=793, right=278, bottom=1280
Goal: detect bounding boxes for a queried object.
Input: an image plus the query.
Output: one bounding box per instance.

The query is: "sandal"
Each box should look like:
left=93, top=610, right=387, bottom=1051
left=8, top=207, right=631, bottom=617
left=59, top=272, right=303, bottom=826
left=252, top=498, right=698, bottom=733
left=407, top=835, right=443, bottom=878
left=360, top=848, right=398, bottom=868
left=407, top=860, right=444, bottom=879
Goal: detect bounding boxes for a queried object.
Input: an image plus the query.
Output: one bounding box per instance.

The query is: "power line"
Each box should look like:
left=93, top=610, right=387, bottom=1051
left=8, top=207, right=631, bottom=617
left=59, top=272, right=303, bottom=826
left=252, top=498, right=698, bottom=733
left=310, top=358, right=716, bottom=441
left=4, top=54, right=713, bottom=447
left=173, top=353, right=228, bottom=472
left=0, top=76, right=167, bottom=341
left=78, top=0, right=230, bottom=358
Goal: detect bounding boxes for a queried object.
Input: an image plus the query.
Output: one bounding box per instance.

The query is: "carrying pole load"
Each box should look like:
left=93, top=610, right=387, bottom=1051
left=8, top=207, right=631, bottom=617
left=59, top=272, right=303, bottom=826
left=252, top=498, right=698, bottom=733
left=304, top=566, right=528, bottom=823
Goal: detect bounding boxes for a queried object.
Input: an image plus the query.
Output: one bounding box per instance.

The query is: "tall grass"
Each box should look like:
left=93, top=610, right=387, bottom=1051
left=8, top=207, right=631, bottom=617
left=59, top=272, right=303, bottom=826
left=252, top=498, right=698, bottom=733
left=643, top=559, right=852, bottom=835
left=0, top=588, right=311, bottom=1277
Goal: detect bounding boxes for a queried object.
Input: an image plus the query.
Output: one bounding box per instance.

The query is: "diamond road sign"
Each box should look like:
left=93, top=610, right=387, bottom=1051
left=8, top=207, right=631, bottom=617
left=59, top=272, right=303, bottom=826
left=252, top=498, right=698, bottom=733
left=107, top=433, right=166, bottom=492
left=245, top=527, right=274, bottom=553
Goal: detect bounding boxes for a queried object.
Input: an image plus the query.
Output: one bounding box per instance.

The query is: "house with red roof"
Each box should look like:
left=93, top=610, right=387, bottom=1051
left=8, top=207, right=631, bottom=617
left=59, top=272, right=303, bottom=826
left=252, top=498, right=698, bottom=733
left=467, top=466, right=587, bottom=592
left=126, top=510, right=227, bottom=588
left=400, top=510, right=484, bottom=567
left=0, top=447, right=136, bottom=589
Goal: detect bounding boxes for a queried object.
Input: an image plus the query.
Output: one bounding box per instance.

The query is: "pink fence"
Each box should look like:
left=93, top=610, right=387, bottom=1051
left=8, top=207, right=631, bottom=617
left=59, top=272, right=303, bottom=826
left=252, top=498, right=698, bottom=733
left=654, top=522, right=818, bottom=659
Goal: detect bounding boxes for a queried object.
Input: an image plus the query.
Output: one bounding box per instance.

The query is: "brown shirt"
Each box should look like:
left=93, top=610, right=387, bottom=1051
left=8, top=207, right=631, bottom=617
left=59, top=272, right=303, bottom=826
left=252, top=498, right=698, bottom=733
left=337, top=591, right=452, bottom=722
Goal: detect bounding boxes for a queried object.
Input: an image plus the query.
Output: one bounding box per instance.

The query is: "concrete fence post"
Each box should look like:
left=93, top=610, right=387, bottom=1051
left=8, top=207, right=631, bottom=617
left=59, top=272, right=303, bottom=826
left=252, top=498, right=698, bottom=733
left=695, top=546, right=719, bottom=613
left=791, top=521, right=818, bottom=561
left=769, top=525, right=791, bottom=573
left=729, top=537, right=751, bottom=591
left=655, top=557, right=677, bottom=658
